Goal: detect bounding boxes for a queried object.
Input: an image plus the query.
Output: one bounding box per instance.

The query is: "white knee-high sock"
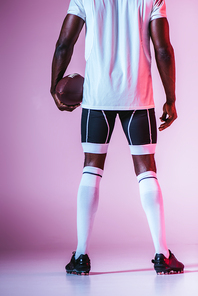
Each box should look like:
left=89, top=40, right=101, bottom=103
left=137, top=171, right=169, bottom=258
left=75, top=166, right=103, bottom=259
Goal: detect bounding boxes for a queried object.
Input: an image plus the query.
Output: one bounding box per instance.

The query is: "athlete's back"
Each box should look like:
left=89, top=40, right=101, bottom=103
left=68, top=0, right=167, bottom=110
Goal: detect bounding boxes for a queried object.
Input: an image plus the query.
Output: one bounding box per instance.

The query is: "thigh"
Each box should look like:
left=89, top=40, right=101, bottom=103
left=81, top=109, right=117, bottom=154
left=119, top=109, right=157, bottom=155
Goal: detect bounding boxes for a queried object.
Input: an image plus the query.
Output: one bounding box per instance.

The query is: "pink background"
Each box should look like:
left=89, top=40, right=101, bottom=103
left=0, top=0, right=198, bottom=253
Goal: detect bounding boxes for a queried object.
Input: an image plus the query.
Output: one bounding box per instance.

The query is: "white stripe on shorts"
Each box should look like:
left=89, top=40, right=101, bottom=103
left=127, top=110, right=136, bottom=145
left=85, top=109, right=90, bottom=143
left=102, top=111, right=110, bottom=144
left=147, top=109, right=152, bottom=144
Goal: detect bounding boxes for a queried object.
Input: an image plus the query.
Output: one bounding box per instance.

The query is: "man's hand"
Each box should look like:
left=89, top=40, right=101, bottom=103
left=159, top=102, right=177, bottom=131
left=51, top=92, right=80, bottom=112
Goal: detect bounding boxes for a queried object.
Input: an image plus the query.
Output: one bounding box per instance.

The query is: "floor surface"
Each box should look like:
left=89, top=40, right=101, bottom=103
left=0, top=245, right=198, bottom=296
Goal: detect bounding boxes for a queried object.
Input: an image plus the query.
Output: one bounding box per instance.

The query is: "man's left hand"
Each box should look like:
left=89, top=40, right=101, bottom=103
left=52, top=92, right=80, bottom=112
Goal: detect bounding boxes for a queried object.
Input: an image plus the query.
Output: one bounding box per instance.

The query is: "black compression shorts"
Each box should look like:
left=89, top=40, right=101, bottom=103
left=81, top=108, right=157, bottom=155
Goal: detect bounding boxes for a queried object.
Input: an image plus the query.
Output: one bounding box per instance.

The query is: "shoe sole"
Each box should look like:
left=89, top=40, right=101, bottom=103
left=156, top=270, right=184, bottom=275
left=66, top=270, right=89, bottom=275
left=155, top=267, right=184, bottom=275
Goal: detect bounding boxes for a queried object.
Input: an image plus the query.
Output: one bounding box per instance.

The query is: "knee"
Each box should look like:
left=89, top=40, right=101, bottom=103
left=132, top=154, right=156, bottom=176
left=84, top=153, right=106, bottom=170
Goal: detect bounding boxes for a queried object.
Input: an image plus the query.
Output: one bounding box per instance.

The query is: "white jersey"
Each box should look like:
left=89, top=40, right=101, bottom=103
left=68, top=0, right=167, bottom=110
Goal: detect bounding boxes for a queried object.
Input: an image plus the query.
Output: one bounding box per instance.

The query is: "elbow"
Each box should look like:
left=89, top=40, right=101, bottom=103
left=55, top=38, right=74, bottom=54
left=155, top=45, right=174, bottom=62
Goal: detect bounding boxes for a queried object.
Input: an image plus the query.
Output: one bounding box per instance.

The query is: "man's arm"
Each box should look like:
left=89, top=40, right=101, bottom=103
left=50, top=14, right=85, bottom=111
left=150, top=18, right=177, bottom=131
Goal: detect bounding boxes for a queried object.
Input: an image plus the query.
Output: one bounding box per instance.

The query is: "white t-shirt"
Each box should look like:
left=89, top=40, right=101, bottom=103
left=68, top=0, right=167, bottom=110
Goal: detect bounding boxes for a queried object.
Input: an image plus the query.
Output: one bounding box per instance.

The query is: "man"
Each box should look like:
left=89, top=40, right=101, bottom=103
left=51, top=0, right=184, bottom=275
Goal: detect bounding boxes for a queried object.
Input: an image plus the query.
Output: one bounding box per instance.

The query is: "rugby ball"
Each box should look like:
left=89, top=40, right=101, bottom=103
left=55, top=73, right=84, bottom=106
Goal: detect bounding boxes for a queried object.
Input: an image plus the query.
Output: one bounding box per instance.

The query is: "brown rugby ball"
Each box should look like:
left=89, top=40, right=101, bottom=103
left=55, top=73, right=84, bottom=106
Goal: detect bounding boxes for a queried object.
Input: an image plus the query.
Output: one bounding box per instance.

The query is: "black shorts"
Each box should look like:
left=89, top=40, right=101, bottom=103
left=81, top=108, right=157, bottom=155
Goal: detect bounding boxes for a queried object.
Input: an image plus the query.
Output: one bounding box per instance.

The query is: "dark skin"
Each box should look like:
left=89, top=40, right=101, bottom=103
left=51, top=15, right=85, bottom=112
left=51, top=15, right=177, bottom=175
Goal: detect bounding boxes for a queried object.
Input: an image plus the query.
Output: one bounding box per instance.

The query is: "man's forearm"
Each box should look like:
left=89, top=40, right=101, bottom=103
left=150, top=18, right=176, bottom=105
left=50, top=43, right=74, bottom=95
left=154, top=44, right=176, bottom=104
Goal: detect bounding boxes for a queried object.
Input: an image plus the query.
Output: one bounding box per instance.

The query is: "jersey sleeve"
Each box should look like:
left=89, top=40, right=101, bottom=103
left=67, top=0, right=86, bottom=21
left=150, top=0, right=167, bottom=21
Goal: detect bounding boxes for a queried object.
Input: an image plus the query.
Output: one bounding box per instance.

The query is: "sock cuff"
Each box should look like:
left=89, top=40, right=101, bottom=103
left=137, top=171, right=157, bottom=183
left=83, top=166, right=103, bottom=178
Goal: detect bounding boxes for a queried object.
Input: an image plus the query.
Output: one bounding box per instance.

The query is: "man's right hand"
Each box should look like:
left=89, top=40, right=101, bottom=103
left=159, top=102, right=177, bottom=131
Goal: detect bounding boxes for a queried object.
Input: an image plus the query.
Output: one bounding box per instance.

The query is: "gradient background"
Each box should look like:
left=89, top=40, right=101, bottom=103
left=0, top=0, right=198, bottom=254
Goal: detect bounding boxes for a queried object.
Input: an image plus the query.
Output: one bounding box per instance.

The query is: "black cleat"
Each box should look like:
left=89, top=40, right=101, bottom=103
left=152, top=250, right=184, bottom=275
left=65, top=252, right=91, bottom=275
